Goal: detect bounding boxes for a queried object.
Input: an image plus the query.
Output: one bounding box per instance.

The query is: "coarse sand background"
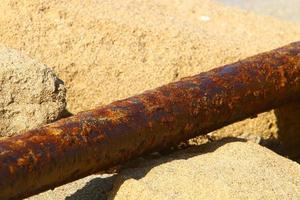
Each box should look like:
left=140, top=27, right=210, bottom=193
left=0, top=0, right=300, bottom=199
left=1, top=0, right=300, bottom=155
left=1, top=0, right=299, bottom=114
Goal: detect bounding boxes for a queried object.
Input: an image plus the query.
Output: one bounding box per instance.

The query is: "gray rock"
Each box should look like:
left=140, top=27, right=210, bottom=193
left=217, top=0, right=300, bottom=23
left=0, top=44, right=66, bottom=136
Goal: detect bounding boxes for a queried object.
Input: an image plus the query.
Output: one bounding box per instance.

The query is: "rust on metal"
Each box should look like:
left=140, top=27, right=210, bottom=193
left=1, top=42, right=300, bottom=199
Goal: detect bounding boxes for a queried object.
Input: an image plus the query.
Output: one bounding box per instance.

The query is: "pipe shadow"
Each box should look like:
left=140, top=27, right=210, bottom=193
left=61, top=101, right=300, bottom=200
left=65, top=175, right=117, bottom=200
left=66, top=137, right=246, bottom=200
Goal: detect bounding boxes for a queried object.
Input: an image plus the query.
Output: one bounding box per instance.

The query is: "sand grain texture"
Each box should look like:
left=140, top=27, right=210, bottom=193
left=0, top=0, right=300, bottom=143
left=110, top=141, right=300, bottom=200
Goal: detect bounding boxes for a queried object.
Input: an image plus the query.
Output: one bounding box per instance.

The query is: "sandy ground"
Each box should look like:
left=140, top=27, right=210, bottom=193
left=111, top=141, right=300, bottom=200
left=0, top=0, right=298, bottom=199
left=1, top=0, right=300, bottom=114
left=1, top=0, right=300, bottom=146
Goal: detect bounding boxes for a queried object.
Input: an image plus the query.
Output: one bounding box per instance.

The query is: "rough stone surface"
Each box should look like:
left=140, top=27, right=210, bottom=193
left=110, top=141, right=300, bottom=200
left=0, top=44, right=66, bottom=136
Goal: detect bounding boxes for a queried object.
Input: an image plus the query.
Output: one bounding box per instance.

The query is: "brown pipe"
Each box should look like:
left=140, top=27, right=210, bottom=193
left=1, top=42, right=300, bottom=199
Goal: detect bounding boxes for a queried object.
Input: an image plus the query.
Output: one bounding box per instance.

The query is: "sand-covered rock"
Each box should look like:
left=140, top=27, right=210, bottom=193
left=0, top=44, right=66, bottom=136
left=110, top=141, right=300, bottom=200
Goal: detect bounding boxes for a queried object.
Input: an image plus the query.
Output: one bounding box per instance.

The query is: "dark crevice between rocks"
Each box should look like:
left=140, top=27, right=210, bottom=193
left=274, top=102, right=300, bottom=163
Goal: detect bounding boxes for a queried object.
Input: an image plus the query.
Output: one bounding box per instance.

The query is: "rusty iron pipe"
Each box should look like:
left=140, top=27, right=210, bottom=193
left=1, top=42, right=300, bottom=199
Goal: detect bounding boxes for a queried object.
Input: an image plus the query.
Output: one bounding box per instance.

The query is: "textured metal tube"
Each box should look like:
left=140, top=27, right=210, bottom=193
left=1, top=42, right=300, bottom=199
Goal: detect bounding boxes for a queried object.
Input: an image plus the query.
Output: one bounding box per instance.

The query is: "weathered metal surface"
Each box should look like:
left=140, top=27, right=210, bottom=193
left=1, top=42, right=300, bottom=199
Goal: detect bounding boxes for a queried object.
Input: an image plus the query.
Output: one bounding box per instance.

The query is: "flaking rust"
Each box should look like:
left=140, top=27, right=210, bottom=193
left=1, top=42, right=300, bottom=199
